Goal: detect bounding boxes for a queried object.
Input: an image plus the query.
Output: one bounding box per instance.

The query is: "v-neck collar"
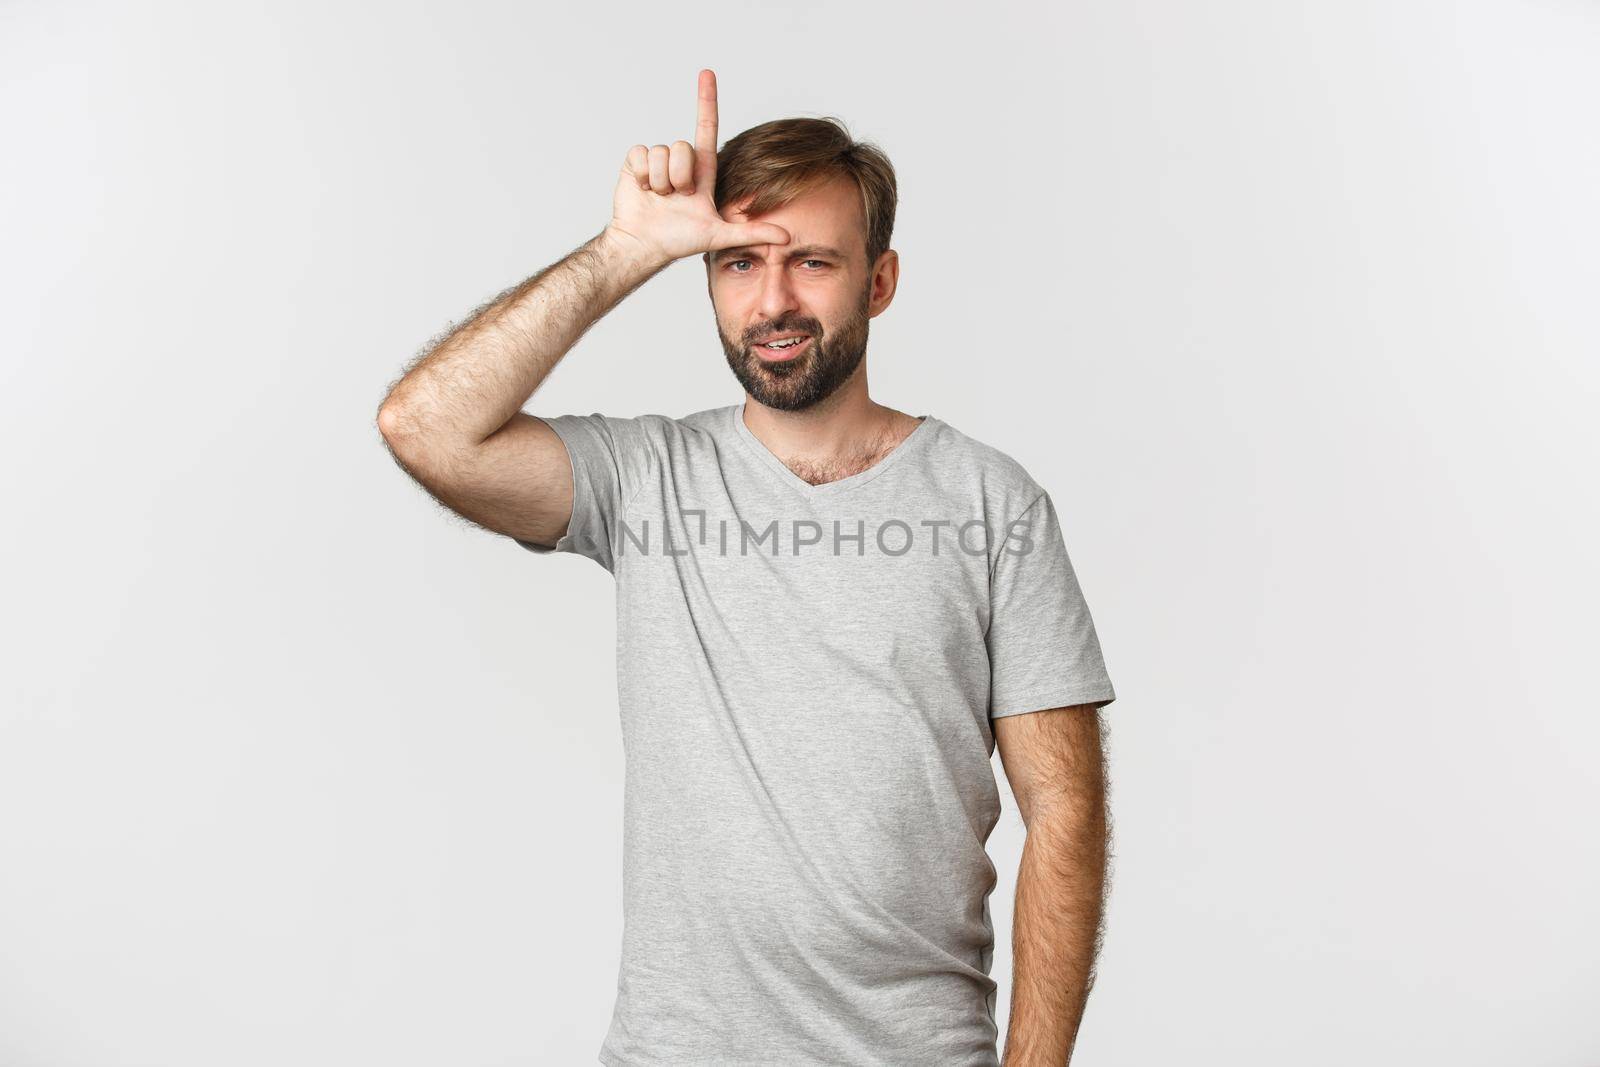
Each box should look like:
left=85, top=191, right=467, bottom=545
left=731, top=401, right=937, bottom=499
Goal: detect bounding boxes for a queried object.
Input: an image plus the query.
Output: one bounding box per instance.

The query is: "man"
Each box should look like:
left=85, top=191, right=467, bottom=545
left=377, top=69, right=1118, bottom=1067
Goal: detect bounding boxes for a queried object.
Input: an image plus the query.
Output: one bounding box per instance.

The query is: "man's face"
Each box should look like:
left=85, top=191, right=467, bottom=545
left=706, top=177, right=894, bottom=412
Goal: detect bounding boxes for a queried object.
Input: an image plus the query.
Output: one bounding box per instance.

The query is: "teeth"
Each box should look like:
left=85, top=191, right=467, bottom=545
left=764, top=337, right=804, bottom=349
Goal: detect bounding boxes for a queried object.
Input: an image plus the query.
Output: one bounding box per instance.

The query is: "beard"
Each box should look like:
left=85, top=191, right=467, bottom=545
left=717, top=284, right=871, bottom=413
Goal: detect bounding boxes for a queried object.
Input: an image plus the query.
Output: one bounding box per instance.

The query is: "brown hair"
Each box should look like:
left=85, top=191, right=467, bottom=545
left=710, top=116, right=898, bottom=270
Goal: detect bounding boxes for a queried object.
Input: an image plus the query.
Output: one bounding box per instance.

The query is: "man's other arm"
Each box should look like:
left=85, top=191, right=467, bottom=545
left=375, top=228, right=666, bottom=548
left=993, top=703, right=1110, bottom=1067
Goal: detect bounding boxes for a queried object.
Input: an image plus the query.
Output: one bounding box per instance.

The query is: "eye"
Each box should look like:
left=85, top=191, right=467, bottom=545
left=724, top=258, right=829, bottom=273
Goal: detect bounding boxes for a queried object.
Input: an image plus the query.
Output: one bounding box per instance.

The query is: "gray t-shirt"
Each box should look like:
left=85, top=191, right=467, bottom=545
left=517, top=401, right=1116, bottom=1067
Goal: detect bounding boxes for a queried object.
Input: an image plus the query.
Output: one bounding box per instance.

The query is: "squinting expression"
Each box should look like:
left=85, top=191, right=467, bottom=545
left=707, top=182, right=883, bottom=412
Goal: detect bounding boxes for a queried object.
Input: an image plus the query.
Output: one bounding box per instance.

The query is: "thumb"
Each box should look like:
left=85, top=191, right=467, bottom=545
left=713, top=221, right=791, bottom=250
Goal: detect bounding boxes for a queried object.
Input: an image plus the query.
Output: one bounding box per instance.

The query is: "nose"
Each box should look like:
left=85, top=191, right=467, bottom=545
left=755, top=256, right=801, bottom=323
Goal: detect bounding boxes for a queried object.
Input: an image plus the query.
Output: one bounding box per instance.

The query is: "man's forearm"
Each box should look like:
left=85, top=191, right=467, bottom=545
left=1000, top=788, right=1109, bottom=1066
left=379, top=226, right=667, bottom=449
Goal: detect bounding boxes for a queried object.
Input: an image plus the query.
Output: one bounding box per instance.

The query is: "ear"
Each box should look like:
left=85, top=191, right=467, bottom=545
left=870, top=248, right=900, bottom=309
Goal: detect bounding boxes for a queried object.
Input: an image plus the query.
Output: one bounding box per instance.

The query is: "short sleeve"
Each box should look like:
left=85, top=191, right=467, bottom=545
left=513, top=412, right=655, bottom=574
left=985, top=490, right=1117, bottom=718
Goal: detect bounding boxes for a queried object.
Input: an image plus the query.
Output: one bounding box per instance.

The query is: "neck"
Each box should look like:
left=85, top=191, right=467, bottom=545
left=740, top=384, right=924, bottom=488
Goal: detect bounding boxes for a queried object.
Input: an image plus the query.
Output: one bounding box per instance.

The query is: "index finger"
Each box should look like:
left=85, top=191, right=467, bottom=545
left=695, top=69, right=718, bottom=156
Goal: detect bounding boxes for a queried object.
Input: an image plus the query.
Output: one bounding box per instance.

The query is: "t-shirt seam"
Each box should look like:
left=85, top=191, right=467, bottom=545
left=988, top=488, right=1047, bottom=588
left=609, top=417, right=659, bottom=567
left=991, top=683, right=1115, bottom=718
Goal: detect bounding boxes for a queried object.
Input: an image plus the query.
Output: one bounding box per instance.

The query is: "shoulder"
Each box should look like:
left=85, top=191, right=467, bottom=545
left=555, top=406, right=728, bottom=446
left=621, top=404, right=734, bottom=452
left=670, top=403, right=738, bottom=436
left=924, top=415, right=1048, bottom=517
left=926, top=418, right=1085, bottom=578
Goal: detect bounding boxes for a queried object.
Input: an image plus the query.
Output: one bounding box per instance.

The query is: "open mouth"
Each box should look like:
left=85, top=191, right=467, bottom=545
left=753, top=334, right=812, bottom=362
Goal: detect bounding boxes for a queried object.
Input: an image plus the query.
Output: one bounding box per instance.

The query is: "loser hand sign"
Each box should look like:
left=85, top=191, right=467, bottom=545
left=606, top=70, right=791, bottom=268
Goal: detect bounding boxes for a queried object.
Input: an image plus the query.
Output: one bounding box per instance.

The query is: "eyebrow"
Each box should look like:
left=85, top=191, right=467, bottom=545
left=710, top=244, right=848, bottom=264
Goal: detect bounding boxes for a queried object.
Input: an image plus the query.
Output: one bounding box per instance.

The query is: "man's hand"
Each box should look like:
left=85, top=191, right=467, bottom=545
left=605, top=69, right=790, bottom=267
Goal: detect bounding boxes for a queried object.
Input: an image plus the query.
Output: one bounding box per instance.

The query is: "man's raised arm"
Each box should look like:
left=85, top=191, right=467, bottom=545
left=376, top=229, right=666, bottom=548
left=374, top=68, right=788, bottom=549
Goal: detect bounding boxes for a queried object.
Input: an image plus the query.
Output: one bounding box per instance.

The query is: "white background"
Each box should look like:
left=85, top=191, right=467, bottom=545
left=3, top=1, right=1596, bottom=1064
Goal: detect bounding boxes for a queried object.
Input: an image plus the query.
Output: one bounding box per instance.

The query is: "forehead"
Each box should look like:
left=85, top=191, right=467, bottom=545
left=720, top=176, right=866, bottom=260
